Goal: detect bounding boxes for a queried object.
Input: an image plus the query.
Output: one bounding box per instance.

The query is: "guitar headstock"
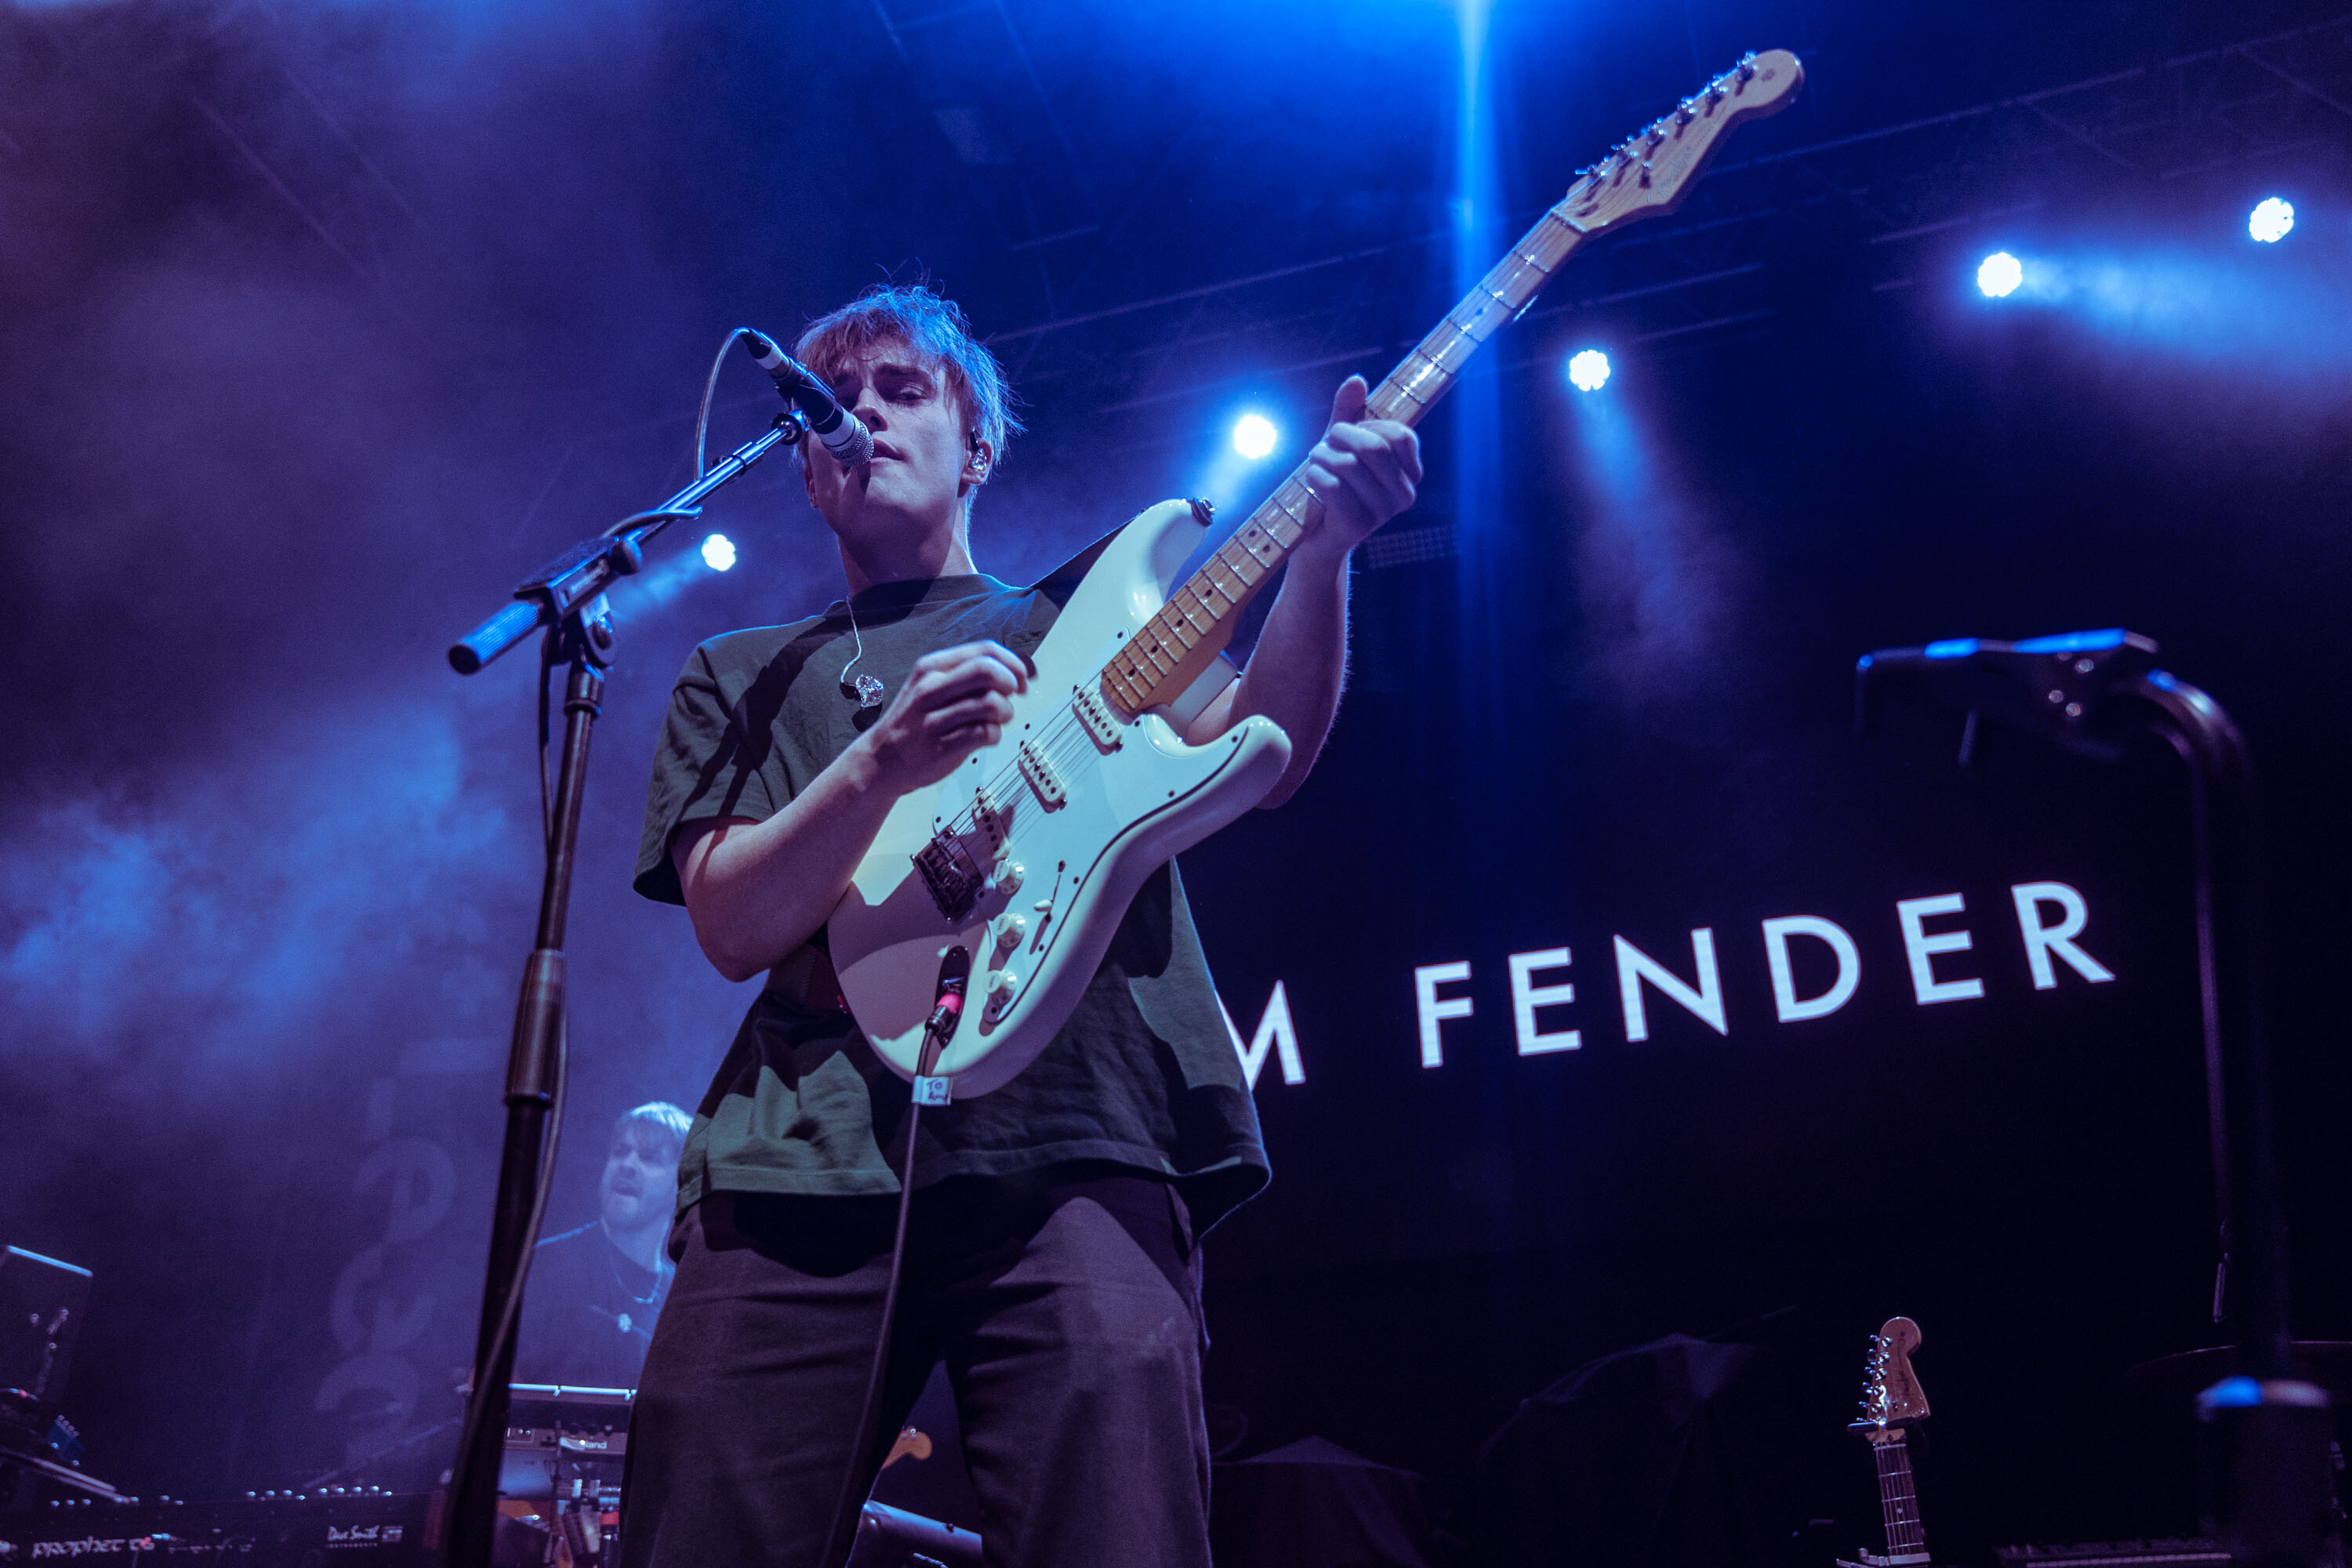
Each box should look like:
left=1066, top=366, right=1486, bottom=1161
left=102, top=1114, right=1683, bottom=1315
left=1854, top=1316, right=1929, bottom=1440
left=1559, top=49, right=1803, bottom=235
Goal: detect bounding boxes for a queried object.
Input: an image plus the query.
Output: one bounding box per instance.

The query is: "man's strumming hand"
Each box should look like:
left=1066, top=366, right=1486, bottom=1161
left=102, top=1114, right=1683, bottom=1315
left=851, top=639, right=1033, bottom=796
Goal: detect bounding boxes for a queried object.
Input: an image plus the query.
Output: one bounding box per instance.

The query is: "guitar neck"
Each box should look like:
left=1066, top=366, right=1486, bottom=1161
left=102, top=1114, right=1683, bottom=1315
left=1873, top=1433, right=1931, bottom=1565
left=1095, top=197, right=1595, bottom=717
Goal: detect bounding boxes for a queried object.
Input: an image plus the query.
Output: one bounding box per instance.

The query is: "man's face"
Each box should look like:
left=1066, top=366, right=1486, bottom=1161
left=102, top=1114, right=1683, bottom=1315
left=601, top=1122, right=679, bottom=1232
left=801, top=339, right=983, bottom=539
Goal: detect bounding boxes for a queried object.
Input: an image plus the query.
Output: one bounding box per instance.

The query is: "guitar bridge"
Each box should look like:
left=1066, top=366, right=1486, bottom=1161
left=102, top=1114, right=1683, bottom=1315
left=912, top=832, right=985, bottom=922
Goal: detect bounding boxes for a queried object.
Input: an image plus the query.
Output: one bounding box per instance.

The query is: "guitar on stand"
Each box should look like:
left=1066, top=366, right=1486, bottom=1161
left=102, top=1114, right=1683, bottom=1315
left=1840, top=1317, right=1938, bottom=1568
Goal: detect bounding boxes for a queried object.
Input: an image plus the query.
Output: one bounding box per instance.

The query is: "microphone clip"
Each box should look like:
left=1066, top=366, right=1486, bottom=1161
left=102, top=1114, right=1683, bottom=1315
left=1855, top=627, right=2161, bottom=766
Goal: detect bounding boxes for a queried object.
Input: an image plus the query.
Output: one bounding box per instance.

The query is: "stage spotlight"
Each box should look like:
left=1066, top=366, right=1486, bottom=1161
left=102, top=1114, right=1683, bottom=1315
left=700, top=534, right=736, bottom=572
left=2249, top=197, right=2295, bottom=244
left=1232, top=414, right=1278, bottom=460
left=1977, top=252, right=2023, bottom=299
left=1566, top=349, right=1611, bottom=392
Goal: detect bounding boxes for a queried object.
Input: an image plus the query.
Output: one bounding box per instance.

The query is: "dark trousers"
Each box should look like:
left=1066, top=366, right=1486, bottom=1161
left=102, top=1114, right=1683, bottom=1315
left=616, top=1167, right=1212, bottom=1568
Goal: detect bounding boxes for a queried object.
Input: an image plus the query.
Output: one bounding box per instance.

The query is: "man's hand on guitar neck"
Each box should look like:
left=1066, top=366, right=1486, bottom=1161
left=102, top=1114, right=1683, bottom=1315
left=1300, top=375, right=1424, bottom=552
left=1185, top=373, right=1423, bottom=809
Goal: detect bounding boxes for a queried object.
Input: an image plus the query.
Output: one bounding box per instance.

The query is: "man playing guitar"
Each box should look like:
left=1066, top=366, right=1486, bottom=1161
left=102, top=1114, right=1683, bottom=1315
left=621, top=284, right=1422, bottom=1568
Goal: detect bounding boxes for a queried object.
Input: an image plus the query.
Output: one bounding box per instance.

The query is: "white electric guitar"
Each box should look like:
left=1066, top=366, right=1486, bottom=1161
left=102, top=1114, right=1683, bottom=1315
left=827, top=49, right=1806, bottom=1096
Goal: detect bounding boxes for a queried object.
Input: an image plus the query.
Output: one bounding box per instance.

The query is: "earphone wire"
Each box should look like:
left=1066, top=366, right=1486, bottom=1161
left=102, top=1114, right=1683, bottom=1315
left=840, top=597, right=873, bottom=699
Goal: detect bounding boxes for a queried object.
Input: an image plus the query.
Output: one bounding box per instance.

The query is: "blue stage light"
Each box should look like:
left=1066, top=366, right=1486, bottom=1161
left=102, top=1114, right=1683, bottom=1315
left=1566, top=349, right=1610, bottom=392
left=2249, top=197, right=2295, bottom=243
left=1977, top=252, right=2023, bottom=298
left=1231, top=414, right=1278, bottom=460
left=701, top=534, right=736, bottom=572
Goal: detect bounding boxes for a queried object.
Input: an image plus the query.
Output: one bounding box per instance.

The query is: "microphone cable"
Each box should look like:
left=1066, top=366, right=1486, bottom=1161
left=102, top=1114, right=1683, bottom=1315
left=445, top=1014, right=566, bottom=1560
left=692, top=327, right=753, bottom=480
left=821, top=959, right=968, bottom=1566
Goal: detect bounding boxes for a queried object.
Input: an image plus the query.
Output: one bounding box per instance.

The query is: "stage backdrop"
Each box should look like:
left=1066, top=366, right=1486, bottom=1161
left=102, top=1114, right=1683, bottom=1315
left=1, top=2, right=2346, bottom=1561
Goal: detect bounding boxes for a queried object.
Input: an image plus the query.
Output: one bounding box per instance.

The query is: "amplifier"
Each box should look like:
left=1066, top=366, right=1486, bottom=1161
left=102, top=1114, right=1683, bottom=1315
left=0, top=1491, right=429, bottom=1564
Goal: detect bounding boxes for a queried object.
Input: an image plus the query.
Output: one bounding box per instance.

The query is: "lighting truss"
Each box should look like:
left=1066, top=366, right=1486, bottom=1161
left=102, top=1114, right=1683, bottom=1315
left=865, top=0, right=1103, bottom=317
left=994, top=15, right=2352, bottom=438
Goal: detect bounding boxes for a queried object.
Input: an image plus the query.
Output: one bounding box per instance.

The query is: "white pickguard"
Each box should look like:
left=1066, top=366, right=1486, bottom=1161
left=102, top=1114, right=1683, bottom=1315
left=826, top=500, right=1293, bottom=1097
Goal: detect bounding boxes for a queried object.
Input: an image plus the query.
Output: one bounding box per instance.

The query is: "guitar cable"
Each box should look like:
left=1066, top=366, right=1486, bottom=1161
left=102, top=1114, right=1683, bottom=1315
left=822, top=954, right=969, bottom=1566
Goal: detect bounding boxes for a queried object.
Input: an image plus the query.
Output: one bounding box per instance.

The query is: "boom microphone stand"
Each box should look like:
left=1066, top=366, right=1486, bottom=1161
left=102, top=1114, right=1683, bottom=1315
left=438, top=408, right=804, bottom=1568
left=1857, top=629, right=2333, bottom=1567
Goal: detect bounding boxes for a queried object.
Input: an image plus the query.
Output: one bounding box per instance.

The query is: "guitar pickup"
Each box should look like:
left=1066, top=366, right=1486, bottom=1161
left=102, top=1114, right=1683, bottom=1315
left=1017, top=739, right=1066, bottom=808
left=972, top=784, right=1011, bottom=850
left=1073, top=684, right=1125, bottom=753
left=912, top=833, right=984, bottom=922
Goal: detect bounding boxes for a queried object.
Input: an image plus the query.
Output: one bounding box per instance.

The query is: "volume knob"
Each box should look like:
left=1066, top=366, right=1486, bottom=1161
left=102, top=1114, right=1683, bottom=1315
left=993, top=914, right=1028, bottom=951
left=987, top=970, right=1020, bottom=1006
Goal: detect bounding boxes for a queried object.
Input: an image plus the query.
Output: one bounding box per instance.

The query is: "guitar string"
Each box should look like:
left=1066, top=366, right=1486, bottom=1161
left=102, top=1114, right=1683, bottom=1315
left=949, top=568, right=1252, bottom=828
left=936, top=705, right=1096, bottom=855
left=1875, top=1441, right=1923, bottom=1548
left=944, top=582, right=1256, bottom=842
left=946, top=703, right=1091, bottom=839
left=943, top=470, right=1347, bottom=830
left=942, top=442, right=1392, bottom=841
left=934, top=238, right=1466, bottom=824
left=932, top=148, right=1591, bottom=840
left=956, top=654, right=1236, bottom=849
left=941, top=214, right=1531, bottom=829
left=913, top=82, right=1757, bottom=919
left=979, top=706, right=1201, bottom=900
left=959, top=685, right=1232, bottom=912
left=931, top=162, right=1740, bottom=933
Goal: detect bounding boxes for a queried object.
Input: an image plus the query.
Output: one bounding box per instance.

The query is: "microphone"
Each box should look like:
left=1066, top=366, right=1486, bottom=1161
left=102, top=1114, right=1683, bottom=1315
left=742, top=329, right=874, bottom=467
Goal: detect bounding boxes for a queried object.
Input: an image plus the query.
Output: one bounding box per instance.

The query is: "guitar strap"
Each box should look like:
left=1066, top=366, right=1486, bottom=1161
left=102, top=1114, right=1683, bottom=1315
left=1025, top=525, right=1122, bottom=604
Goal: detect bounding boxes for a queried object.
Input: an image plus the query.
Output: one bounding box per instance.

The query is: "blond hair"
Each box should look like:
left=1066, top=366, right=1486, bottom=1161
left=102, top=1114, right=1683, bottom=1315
left=793, top=284, right=1022, bottom=468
